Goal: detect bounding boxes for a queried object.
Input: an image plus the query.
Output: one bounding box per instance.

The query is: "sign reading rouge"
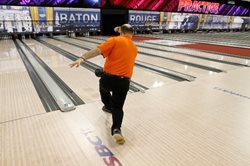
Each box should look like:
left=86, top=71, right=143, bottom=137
left=128, top=11, right=161, bottom=30
left=178, top=0, right=220, bottom=14
left=0, top=0, right=103, bottom=7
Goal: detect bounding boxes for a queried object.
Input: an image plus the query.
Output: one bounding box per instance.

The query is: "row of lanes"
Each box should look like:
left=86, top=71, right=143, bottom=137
left=67, top=36, right=245, bottom=75
left=85, top=36, right=249, bottom=65
left=2, top=31, right=248, bottom=118
left=1, top=31, right=250, bottom=166
left=58, top=37, right=213, bottom=77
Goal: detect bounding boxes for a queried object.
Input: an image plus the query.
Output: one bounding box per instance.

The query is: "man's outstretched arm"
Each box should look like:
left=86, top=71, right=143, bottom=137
left=69, top=47, right=101, bottom=68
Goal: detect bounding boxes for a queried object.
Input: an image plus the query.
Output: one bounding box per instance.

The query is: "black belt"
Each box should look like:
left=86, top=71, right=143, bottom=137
left=103, top=72, right=130, bottom=80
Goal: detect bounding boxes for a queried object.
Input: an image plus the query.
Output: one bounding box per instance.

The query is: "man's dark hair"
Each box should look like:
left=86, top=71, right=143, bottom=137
left=121, top=24, right=134, bottom=34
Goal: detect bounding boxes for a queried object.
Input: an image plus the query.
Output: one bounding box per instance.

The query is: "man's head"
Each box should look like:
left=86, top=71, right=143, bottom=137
left=120, top=24, right=134, bottom=35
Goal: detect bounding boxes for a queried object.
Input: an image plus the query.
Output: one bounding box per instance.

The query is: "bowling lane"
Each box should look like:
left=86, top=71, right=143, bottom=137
left=43, top=38, right=105, bottom=67
left=82, top=36, right=240, bottom=71
left=23, top=39, right=100, bottom=103
left=139, top=41, right=250, bottom=66
left=139, top=47, right=240, bottom=71
left=141, top=33, right=250, bottom=48
left=43, top=38, right=179, bottom=88
left=62, top=37, right=216, bottom=77
left=0, top=40, right=46, bottom=123
left=0, top=40, right=27, bottom=73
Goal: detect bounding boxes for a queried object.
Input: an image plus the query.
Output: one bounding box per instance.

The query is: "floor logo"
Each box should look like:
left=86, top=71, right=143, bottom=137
left=82, top=129, right=122, bottom=166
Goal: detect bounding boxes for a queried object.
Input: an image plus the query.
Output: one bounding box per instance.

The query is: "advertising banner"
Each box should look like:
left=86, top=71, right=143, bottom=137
left=231, top=16, right=250, bottom=30
left=161, top=12, right=169, bottom=29
left=202, top=15, right=229, bottom=30
left=37, top=7, right=50, bottom=32
left=0, top=5, right=32, bottom=33
left=30, top=7, right=53, bottom=33
left=167, top=12, right=199, bottom=30
left=53, top=8, right=100, bottom=32
left=129, top=10, right=160, bottom=30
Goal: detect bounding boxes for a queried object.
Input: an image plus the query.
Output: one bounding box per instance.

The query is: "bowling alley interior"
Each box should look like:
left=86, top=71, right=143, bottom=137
left=1, top=0, right=250, bottom=165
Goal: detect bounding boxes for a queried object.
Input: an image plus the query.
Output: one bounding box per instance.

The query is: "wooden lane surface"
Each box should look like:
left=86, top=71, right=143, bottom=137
left=48, top=67, right=250, bottom=166
left=0, top=40, right=28, bottom=73
left=0, top=111, right=92, bottom=166
left=1, top=67, right=250, bottom=166
left=24, top=39, right=101, bottom=103
left=0, top=40, right=46, bottom=123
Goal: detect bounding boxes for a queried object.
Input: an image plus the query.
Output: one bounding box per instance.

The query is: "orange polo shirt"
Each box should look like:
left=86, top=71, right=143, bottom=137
left=97, top=36, right=137, bottom=78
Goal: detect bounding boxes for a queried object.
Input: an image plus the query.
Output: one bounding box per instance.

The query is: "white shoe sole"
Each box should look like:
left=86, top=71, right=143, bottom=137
left=113, top=134, right=125, bottom=145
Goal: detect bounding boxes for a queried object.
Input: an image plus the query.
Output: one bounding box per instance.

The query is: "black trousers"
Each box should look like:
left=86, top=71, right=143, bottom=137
left=99, top=73, right=130, bottom=133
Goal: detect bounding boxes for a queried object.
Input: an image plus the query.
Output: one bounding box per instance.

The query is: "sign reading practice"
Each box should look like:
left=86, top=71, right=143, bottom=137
left=178, top=0, right=220, bottom=14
